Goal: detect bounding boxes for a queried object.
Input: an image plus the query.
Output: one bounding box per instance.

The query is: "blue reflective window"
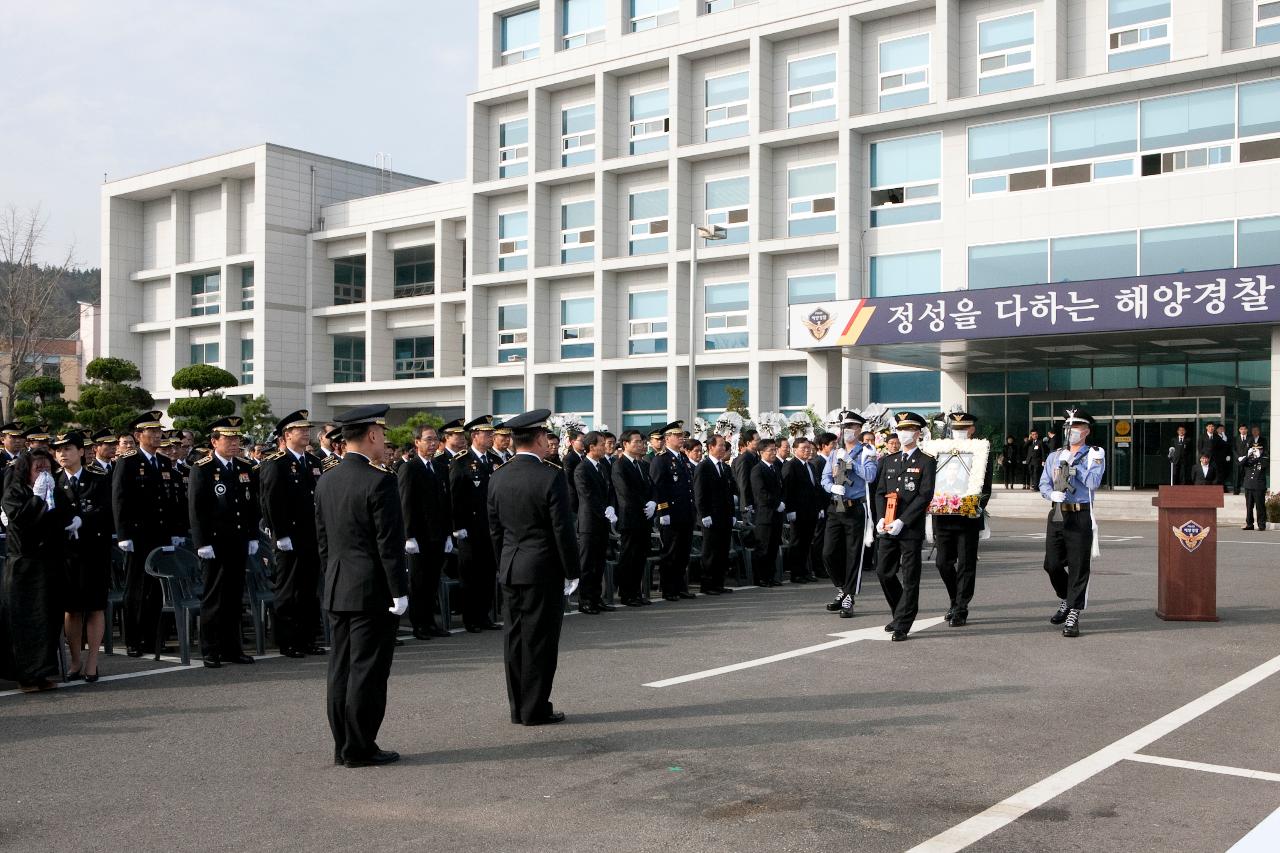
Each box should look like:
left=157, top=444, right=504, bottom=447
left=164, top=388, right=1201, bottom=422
left=1139, top=222, right=1234, bottom=274
left=501, top=8, right=540, bottom=51
left=968, top=116, right=1047, bottom=173
left=499, top=211, right=527, bottom=239
left=1140, top=87, right=1235, bottom=150
left=1108, top=43, right=1170, bottom=72
left=871, top=204, right=942, bottom=227
left=787, top=273, right=837, bottom=304
left=880, top=34, right=930, bottom=71
left=789, top=53, right=836, bottom=88
left=789, top=162, right=836, bottom=196
left=705, top=177, right=749, bottom=244
left=631, top=89, right=668, bottom=120
left=1108, top=0, right=1169, bottom=28
left=968, top=240, right=1048, bottom=289
left=562, top=200, right=593, bottom=230
left=1050, top=232, right=1137, bottom=282
left=871, top=133, right=941, bottom=186
left=880, top=89, right=931, bottom=111
left=563, top=0, right=604, bottom=36
left=870, top=251, right=941, bottom=298
left=555, top=385, right=593, bottom=414
left=980, top=70, right=1035, bottom=95
left=493, top=388, right=525, bottom=414
left=779, top=376, right=808, bottom=409
left=697, top=378, right=747, bottom=411
left=1260, top=24, right=1280, bottom=46
left=623, top=381, right=666, bottom=412
left=1051, top=103, right=1138, bottom=162
left=1239, top=79, right=1280, bottom=138
left=706, top=72, right=748, bottom=106
left=970, top=175, right=1008, bottom=194
left=629, top=290, right=666, bottom=319
left=870, top=371, right=940, bottom=404
left=1093, top=158, right=1135, bottom=179
left=1238, top=217, right=1280, bottom=267
left=979, top=12, right=1034, bottom=52
left=629, top=189, right=668, bottom=255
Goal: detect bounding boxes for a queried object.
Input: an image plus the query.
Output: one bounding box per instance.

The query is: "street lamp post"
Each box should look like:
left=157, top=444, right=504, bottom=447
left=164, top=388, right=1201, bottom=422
left=689, top=223, right=727, bottom=422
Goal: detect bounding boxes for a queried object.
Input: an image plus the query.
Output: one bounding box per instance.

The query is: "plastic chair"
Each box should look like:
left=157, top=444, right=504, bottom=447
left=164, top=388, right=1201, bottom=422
left=144, top=547, right=203, bottom=665
left=104, top=548, right=127, bottom=655
left=245, top=546, right=275, bottom=656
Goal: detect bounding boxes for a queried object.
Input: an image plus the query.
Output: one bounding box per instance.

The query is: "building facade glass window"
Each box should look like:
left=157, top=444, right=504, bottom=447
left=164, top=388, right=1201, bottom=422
left=394, top=336, right=435, bottom=379
left=394, top=246, right=435, bottom=298
left=562, top=0, right=605, bottom=49
left=1240, top=79, right=1280, bottom=138
left=969, top=240, right=1048, bottom=289
left=870, top=370, right=940, bottom=405
left=1050, top=102, right=1139, bottom=184
left=787, top=272, right=836, bottom=304
left=704, top=176, right=749, bottom=244
left=498, top=211, right=529, bottom=271
left=554, top=385, right=594, bottom=426
left=878, top=33, right=930, bottom=111
left=787, top=163, right=836, bottom=237
left=333, top=256, right=366, bottom=304
left=190, top=341, right=219, bottom=366
left=870, top=132, right=941, bottom=227
left=629, top=88, right=670, bottom=154
left=631, top=0, right=678, bottom=32
left=239, top=339, right=253, bottom=385
left=1107, top=0, right=1170, bottom=71
left=978, top=11, right=1035, bottom=94
left=870, top=250, right=941, bottom=297
left=778, top=375, right=808, bottom=413
left=787, top=53, right=837, bottom=127
left=622, top=381, right=667, bottom=428
left=629, top=189, right=668, bottom=255
left=704, top=281, right=749, bottom=350
left=498, top=118, right=529, bottom=178
left=697, top=377, right=747, bottom=421
left=191, top=272, right=220, bottom=316
left=501, top=7, right=540, bottom=64
left=493, top=388, right=525, bottom=419
left=1139, top=221, right=1234, bottom=274
left=560, top=296, right=595, bottom=359
left=704, top=71, right=749, bottom=141
left=1260, top=1, right=1280, bottom=45
left=705, top=0, right=758, bottom=12
left=968, top=116, right=1048, bottom=194
left=332, top=336, right=365, bottom=383
left=561, top=200, right=595, bottom=264
left=1239, top=216, right=1280, bottom=266
left=1050, top=231, right=1137, bottom=282
left=1140, top=87, right=1234, bottom=152
left=628, top=290, right=668, bottom=355
left=498, top=303, right=529, bottom=363
left=239, top=266, right=254, bottom=311
left=561, top=104, right=596, bottom=167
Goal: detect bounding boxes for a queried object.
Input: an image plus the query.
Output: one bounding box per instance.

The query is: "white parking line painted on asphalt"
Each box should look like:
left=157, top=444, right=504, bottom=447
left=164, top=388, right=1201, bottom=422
left=643, top=616, right=947, bottom=688
left=906, top=650, right=1280, bottom=853
left=0, top=662, right=204, bottom=698
left=1228, top=805, right=1280, bottom=851
left=1124, top=753, right=1280, bottom=783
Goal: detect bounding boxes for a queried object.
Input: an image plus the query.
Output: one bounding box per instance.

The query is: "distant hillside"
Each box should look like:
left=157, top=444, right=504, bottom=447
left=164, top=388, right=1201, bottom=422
left=0, top=263, right=99, bottom=339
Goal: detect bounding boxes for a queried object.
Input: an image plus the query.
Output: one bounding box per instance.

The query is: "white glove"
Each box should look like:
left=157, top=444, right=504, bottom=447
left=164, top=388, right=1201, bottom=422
left=1238, top=456, right=1245, bottom=462
left=276, top=537, right=293, bottom=551
left=887, top=519, right=905, bottom=537
left=604, top=506, right=618, bottom=524
left=659, top=515, right=671, bottom=526
left=405, top=538, right=420, bottom=555
left=0, top=509, right=7, bottom=527
left=776, top=502, right=786, bottom=513
left=1050, top=490, right=1067, bottom=503
left=830, top=484, right=846, bottom=496
left=643, top=500, right=656, bottom=519
left=197, top=545, right=215, bottom=559
left=453, top=529, right=468, bottom=541
left=65, top=516, right=82, bottom=539
left=388, top=596, right=408, bottom=616
left=247, top=540, right=259, bottom=556
left=444, top=537, right=454, bottom=555
left=818, top=510, right=825, bottom=520
left=564, top=578, right=579, bottom=596
left=1087, top=448, right=1105, bottom=465
left=118, top=539, right=134, bottom=553
left=171, top=536, right=185, bottom=547
left=701, top=516, right=713, bottom=528
left=861, top=447, right=878, bottom=463
left=875, top=518, right=886, bottom=534
left=786, top=512, right=796, bottom=523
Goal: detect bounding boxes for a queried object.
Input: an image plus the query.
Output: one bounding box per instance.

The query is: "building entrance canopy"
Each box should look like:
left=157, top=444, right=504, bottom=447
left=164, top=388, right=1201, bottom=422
left=788, top=265, right=1280, bottom=372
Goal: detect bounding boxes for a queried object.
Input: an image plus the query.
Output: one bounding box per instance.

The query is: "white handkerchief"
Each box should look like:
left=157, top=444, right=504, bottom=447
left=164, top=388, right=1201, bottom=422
left=564, top=578, right=580, bottom=596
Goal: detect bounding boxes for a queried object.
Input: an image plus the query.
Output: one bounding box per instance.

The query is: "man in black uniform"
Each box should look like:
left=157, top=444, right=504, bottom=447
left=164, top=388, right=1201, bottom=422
left=315, top=404, right=407, bottom=767
left=572, top=431, right=617, bottom=614
left=781, top=437, right=822, bottom=584
left=732, top=429, right=761, bottom=517
left=451, top=415, right=501, bottom=632
left=1241, top=441, right=1268, bottom=531
left=1170, top=425, right=1192, bottom=484
left=750, top=439, right=785, bottom=587
left=112, top=411, right=186, bottom=657
left=1, top=421, right=26, bottom=468
left=932, top=411, right=993, bottom=628
left=89, top=429, right=117, bottom=475
left=188, top=416, right=260, bottom=667
left=492, top=422, right=514, bottom=464
left=611, top=429, right=656, bottom=607
left=874, top=412, right=937, bottom=641
left=649, top=421, right=697, bottom=601
left=259, top=410, right=326, bottom=658
left=487, top=409, right=580, bottom=726
left=397, top=422, right=454, bottom=638
left=694, top=434, right=736, bottom=594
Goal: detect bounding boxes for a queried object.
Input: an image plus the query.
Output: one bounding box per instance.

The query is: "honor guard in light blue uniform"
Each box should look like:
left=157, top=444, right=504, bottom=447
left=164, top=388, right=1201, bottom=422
left=1039, top=408, right=1106, bottom=638
left=820, top=410, right=879, bottom=618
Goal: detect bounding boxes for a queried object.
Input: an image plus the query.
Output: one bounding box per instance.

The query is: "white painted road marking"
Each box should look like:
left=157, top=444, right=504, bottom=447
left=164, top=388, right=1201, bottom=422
left=0, top=662, right=204, bottom=698
left=1228, top=805, right=1280, bottom=851
left=643, top=616, right=947, bottom=688
left=906, top=650, right=1280, bottom=853
left=1124, top=753, right=1280, bottom=783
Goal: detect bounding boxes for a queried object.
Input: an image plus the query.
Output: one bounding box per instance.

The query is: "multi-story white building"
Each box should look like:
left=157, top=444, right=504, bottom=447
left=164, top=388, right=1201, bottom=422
left=100, top=0, right=1280, bottom=488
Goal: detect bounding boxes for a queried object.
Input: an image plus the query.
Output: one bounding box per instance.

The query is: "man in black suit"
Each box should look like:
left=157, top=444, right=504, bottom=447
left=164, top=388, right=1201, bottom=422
left=732, top=429, right=760, bottom=516
left=1171, top=425, right=1192, bottom=484
left=611, top=429, right=656, bottom=606
left=259, top=410, right=327, bottom=658
left=450, top=416, right=501, bottom=633
left=188, top=416, right=261, bottom=668
left=1023, top=430, right=1044, bottom=489
left=1192, top=453, right=1220, bottom=486
left=112, top=411, right=186, bottom=657
left=315, top=404, right=407, bottom=768
left=649, top=421, right=697, bottom=601
left=398, top=422, right=454, bottom=640
left=781, top=437, right=822, bottom=583
left=572, top=431, right=617, bottom=614
left=1232, top=424, right=1251, bottom=495
left=488, top=409, right=581, bottom=726
left=874, top=412, right=937, bottom=642
left=694, top=434, right=736, bottom=595
left=1196, top=423, right=1219, bottom=480
left=810, top=432, right=836, bottom=580
left=750, top=439, right=785, bottom=587
left=563, top=430, right=584, bottom=515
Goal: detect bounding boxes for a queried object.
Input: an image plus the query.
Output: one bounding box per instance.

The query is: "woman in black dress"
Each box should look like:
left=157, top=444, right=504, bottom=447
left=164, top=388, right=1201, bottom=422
left=54, top=432, right=113, bottom=682
left=0, top=449, right=75, bottom=692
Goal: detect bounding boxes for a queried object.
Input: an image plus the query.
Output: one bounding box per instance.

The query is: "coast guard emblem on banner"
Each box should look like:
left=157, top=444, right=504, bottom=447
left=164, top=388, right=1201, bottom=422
left=803, top=307, right=834, bottom=341
left=1172, top=519, right=1210, bottom=554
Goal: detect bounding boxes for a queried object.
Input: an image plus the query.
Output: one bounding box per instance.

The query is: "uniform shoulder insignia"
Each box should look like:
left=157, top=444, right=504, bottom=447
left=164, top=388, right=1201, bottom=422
left=264, top=450, right=285, bottom=462
left=82, top=465, right=105, bottom=477
left=322, top=456, right=341, bottom=471
left=119, top=449, right=137, bottom=459
left=194, top=455, right=213, bottom=466
left=369, top=460, right=390, bottom=473
left=450, top=453, right=469, bottom=466
left=917, top=447, right=936, bottom=458
left=544, top=458, right=562, bottom=469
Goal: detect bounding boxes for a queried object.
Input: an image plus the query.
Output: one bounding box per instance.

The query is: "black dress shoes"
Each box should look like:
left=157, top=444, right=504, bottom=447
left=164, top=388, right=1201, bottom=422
left=703, top=587, right=722, bottom=595
left=596, top=603, right=617, bottom=612
left=884, top=622, right=897, bottom=633
left=483, top=622, right=502, bottom=630
left=465, top=625, right=483, bottom=633
left=345, top=749, right=400, bottom=768
left=891, top=630, right=909, bottom=641
left=228, top=654, right=254, bottom=665
left=523, top=711, right=566, bottom=726
left=677, top=591, right=697, bottom=599
left=412, top=630, right=433, bottom=640
left=427, top=629, right=451, bottom=638
left=718, top=586, right=733, bottom=593
left=622, top=598, right=644, bottom=607
left=203, top=655, right=222, bottom=668
left=126, top=647, right=143, bottom=658
left=950, top=614, right=968, bottom=627
left=280, top=648, right=306, bottom=658
left=662, top=594, right=680, bottom=602
left=945, top=607, right=956, bottom=624
left=578, top=604, right=600, bottom=614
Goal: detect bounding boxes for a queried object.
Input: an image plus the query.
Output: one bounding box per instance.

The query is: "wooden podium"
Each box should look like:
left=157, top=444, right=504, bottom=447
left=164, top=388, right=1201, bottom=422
left=1151, top=486, right=1223, bottom=621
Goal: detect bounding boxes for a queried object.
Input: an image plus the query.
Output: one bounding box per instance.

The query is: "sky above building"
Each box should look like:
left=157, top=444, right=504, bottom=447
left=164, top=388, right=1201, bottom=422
left=0, top=1, right=477, bottom=267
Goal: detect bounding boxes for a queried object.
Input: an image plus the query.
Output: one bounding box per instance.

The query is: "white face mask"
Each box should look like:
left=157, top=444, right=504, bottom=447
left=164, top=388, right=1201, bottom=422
left=842, top=429, right=857, bottom=444
left=1068, top=428, right=1086, bottom=446
left=949, top=429, right=970, bottom=441
left=896, top=430, right=916, bottom=447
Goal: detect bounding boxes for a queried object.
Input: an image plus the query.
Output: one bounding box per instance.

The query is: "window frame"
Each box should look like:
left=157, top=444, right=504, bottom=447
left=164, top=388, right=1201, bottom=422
left=500, top=6, right=541, bottom=65
left=703, top=279, right=749, bottom=351
left=628, top=87, right=670, bottom=155
left=976, top=10, right=1036, bottom=95
left=393, top=335, right=436, bottom=380
left=497, top=211, right=529, bottom=272
left=240, top=338, right=254, bottom=385
left=621, top=381, right=667, bottom=428
left=561, top=102, right=596, bottom=168
left=630, top=0, right=679, bottom=32
left=877, top=32, right=931, bottom=111
left=333, top=256, right=366, bottom=305
left=239, top=266, right=254, bottom=311
left=559, top=295, right=595, bottom=360
left=628, top=188, right=669, bottom=256
left=561, top=0, right=605, bottom=50
left=628, top=289, right=669, bottom=355
left=869, top=132, right=942, bottom=228
left=393, top=245, right=436, bottom=298
left=189, top=341, right=220, bottom=367
left=704, top=70, right=750, bottom=142
left=786, top=162, right=838, bottom=237
left=497, top=301, right=529, bottom=364
left=703, top=175, right=750, bottom=245
left=190, top=271, right=220, bottom=317
left=1259, top=1, right=1280, bottom=45
left=786, top=271, right=837, bottom=305
left=778, top=375, right=808, bottom=414
left=966, top=115, right=1049, bottom=197
left=498, top=117, right=529, bottom=179
left=332, top=335, right=366, bottom=384
left=1106, top=1, right=1171, bottom=71
left=786, top=51, right=838, bottom=128
left=560, top=199, right=596, bottom=265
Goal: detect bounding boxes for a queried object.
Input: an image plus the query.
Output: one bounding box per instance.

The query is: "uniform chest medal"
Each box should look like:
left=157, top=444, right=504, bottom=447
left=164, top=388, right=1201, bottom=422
left=215, top=483, right=227, bottom=497
left=239, top=472, right=250, bottom=484
left=905, top=480, right=917, bottom=492
left=312, top=468, right=321, bottom=477
left=161, top=471, right=170, bottom=480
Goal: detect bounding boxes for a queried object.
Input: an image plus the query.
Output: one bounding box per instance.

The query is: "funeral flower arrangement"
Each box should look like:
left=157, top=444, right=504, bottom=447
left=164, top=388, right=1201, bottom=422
left=925, top=437, right=990, bottom=518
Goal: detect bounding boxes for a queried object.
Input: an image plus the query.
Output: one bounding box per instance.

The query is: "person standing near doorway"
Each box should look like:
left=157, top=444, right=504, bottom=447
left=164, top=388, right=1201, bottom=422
left=1241, top=443, right=1268, bottom=531
left=1171, top=425, right=1192, bottom=485
left=1232, top=424, right=1251, bottom=496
